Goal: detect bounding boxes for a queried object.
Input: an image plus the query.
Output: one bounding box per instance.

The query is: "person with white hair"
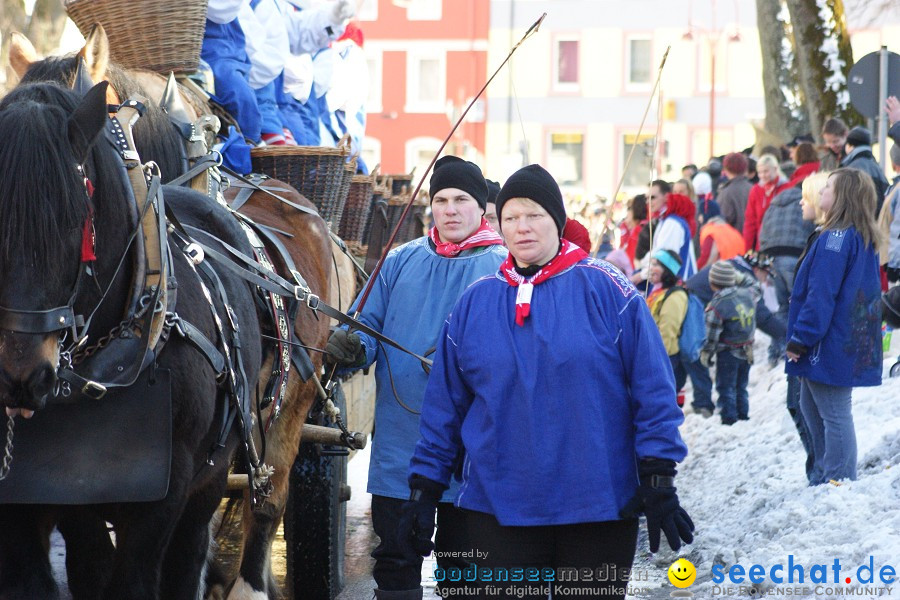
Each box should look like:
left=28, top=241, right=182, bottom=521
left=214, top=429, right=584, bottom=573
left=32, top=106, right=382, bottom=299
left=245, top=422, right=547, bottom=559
left=742, top=154, right=789, bottom=251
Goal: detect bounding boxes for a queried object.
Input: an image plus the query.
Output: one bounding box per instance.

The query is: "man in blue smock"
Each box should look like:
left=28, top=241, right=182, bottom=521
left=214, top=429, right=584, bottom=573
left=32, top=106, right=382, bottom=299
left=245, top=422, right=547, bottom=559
left=326, top=156, right=507, bottom=600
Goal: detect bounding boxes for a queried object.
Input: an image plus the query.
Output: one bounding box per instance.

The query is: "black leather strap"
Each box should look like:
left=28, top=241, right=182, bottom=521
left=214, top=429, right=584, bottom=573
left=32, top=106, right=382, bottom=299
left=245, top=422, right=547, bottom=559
left=0, top=305, right=82, bottom=334
left=171, top=317, right=226, bottom=374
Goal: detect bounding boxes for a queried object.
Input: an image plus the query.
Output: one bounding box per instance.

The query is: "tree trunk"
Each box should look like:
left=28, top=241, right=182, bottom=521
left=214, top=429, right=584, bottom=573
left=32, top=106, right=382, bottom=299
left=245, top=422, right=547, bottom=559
left=25, top=0, right=68, bottom=56
left=786, top=0, right=861, bottom=139
left=1, top=0, right=27, bottom=92
left=756, top=0, right=807, bottom=142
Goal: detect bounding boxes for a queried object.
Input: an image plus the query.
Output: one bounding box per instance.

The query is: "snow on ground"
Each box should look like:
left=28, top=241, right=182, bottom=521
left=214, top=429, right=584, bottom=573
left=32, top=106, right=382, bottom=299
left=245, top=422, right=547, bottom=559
left=639, top=331, right=900, bottom=599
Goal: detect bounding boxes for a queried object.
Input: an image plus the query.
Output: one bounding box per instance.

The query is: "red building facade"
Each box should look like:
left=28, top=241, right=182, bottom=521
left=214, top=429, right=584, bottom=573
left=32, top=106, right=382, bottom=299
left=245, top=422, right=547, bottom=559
left=359, top=0, right=489, bottom=176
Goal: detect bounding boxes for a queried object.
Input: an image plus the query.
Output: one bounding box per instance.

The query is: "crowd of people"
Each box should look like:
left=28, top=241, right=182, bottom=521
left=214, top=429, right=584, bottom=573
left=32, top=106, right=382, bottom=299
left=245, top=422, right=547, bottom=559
left=202, top=0, right=368, bottom=173
left=320, top=93, right=900, bottom=599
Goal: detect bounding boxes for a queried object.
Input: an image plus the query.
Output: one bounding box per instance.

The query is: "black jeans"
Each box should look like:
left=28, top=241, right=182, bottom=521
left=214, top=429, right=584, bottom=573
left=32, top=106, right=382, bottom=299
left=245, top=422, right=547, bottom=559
left=371, top=495, right=470, bottom=591
left=464, top=510, right=639, bottom=600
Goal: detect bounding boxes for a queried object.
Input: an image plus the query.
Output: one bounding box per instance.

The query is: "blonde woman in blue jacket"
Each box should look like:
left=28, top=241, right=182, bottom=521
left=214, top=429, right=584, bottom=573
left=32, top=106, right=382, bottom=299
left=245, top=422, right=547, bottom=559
left=786, top=168, right=884, bottom=485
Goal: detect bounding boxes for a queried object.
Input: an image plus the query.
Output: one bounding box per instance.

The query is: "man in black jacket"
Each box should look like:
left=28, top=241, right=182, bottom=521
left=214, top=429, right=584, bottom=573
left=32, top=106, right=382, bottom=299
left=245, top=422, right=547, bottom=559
left=841, top=126, right=890, bottom=214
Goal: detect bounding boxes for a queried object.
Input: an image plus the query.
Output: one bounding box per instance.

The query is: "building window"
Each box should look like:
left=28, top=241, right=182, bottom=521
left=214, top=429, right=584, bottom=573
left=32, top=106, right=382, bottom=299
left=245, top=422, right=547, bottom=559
left=548, top=132, right=584, bottom=187
left=406, top=51, right=446, bottom=113
left=621, top=133, right=655, bottom=190
left=554, top=39, right=579, bottom=88
left=358, top=0, right=378, bottom=21
left=362, top=137, right=381, bottom=171
left=366, top=51, right=383, bottom=113
left=627, top=38, right=652, bottom=86
left=406, top=0, right=441, bottom=21
left=406, top=137, right=442, bottom=181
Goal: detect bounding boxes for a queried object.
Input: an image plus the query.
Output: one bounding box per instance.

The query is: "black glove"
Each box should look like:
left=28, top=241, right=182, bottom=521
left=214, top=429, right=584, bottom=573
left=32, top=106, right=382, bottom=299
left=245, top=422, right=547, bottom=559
left=619, top=458, right=694, bottom=553
left=325, top=329, right=366, bottom=367
left=397, top=476, right=446, bottom=561
left=785, top=340, right=808, bottom=359
left=887, top=266, right=900, bottom=284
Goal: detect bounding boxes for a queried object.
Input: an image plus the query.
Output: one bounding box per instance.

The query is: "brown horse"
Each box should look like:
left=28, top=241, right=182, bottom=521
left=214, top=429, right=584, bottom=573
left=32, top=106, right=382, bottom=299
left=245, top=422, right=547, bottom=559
left=10, top=26, right=358, bottom=600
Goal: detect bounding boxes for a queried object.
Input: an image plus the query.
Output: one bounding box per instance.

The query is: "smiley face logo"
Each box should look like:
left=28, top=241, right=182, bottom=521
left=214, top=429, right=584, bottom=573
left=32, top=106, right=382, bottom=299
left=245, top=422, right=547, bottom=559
left=667, top=558, right=696, bottom=588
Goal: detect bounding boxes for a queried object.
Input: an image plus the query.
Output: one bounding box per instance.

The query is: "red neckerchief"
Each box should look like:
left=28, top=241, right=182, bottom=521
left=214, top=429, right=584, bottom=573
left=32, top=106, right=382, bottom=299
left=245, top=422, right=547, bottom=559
left=429, top=218, right=504, bottom=257
left=500, top=239, right=588, bottom=326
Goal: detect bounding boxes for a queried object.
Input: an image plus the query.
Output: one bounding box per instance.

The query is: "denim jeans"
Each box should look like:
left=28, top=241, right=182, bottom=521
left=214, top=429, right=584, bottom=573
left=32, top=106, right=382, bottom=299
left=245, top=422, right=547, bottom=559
left=684, top=357, right=714, bottom=411
left=768, top=256, right=798, bottom=362
left=715, top=351, right=750, bottom=423
left=670, top=354, right=687, bottom=393
left=786, top=375, right=815, bottom=482
left=798, top=378, right=857, bottom=485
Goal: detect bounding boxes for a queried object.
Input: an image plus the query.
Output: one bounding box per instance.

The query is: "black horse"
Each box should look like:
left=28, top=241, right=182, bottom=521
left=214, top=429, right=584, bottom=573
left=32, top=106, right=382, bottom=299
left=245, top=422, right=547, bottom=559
left=0, top=81, right=263, bottom=599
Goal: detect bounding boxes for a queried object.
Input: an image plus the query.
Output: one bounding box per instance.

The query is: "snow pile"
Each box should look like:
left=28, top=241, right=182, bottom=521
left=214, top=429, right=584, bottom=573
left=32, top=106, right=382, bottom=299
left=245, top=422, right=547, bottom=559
left=642, top=332, right=900, bottom=599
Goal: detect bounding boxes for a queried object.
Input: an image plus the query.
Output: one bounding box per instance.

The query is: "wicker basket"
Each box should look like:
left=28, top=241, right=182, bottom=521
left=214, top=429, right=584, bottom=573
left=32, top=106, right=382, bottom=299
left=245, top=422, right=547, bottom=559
left=360, top=178, right=390, bottom=245
left=251, top=139, right=351, bottom=230
left=65, top=0, right=207, bottom=74
left=388, top=168, right=416, bottom=197
left=329, top=155, right=357, bottom=234
left=339, top=167, right=377, bottom=243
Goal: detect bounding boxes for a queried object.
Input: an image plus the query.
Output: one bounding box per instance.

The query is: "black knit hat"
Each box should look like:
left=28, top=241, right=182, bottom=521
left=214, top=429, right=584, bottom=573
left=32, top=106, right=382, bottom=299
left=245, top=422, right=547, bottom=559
left=495, top=164, right=566, bottom=236
left=429, top=156, right=488, bottom=210
left=846, top=126, right=871, bottom=147
left=486, top=179, right=501, bottom=205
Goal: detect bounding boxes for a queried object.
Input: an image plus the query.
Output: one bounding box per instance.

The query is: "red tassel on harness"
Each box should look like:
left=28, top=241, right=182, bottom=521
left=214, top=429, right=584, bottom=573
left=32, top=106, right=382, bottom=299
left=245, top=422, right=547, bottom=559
left=81, top=177, right=96, bottom=262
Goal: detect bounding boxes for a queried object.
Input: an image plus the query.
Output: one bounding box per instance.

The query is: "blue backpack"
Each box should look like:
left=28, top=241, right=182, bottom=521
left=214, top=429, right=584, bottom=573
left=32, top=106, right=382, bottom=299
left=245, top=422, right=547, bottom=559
left=663, top=286, right=706, bottom=363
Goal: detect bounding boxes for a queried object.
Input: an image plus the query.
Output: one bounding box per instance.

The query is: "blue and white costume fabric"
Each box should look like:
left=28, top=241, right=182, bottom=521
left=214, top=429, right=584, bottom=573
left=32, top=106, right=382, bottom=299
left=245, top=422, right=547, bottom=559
left=654, top=214, right=697, bottom=279
left=202, top=0, right=261, bottom=144
left=409, top=258, right=687, bottom=526
left=240, top=0, right=345, bottom=136
left=786, top=227, right=882, bottom=387
left=342, top=238, right=507, bottom=502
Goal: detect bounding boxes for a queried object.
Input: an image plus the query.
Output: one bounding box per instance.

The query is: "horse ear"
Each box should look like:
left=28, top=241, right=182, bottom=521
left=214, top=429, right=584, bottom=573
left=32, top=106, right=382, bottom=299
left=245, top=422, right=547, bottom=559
left=9, top=32, right=40, bottom=80
left=160, top=72, right=192, bottom=125
left=78, top=23, right=110, bottom=84
left=72, top=58, right=96, bottom=96
left=68, top=81, right=110, bottom=165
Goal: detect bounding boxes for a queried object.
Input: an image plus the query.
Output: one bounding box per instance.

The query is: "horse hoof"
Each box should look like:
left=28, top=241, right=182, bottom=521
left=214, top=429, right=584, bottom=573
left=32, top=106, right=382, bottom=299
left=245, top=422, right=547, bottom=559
left=225, top=576, right=268, bottom=600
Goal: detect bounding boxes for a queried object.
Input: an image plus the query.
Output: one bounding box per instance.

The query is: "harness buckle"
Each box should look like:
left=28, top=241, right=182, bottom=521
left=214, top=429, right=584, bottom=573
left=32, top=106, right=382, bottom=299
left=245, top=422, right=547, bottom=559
left=305, top=294, right=320, bottom=310
left=293, top=286, right=307, bottom=302
left=81, top=380, right=108, bottom=400
left=184, top=243, right=205, bottom=265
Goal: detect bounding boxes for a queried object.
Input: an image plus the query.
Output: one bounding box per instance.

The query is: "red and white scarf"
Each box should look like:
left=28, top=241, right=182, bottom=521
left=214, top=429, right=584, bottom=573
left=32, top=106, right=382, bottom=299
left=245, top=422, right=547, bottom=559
left=500, top=239, right=588, bottom=326
left=429, top=218, right=504, bottom=257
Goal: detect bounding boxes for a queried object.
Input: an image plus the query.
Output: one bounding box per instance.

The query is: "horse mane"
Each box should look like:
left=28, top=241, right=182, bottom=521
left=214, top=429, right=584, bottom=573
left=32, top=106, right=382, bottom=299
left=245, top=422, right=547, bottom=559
left=21, top=55, right=187, bottom=182
left=0, top=83, right=130, bottom=281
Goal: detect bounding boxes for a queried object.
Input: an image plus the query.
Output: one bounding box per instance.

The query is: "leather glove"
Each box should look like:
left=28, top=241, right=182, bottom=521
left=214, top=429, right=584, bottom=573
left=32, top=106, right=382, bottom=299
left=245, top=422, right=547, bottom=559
left=699, top=350, right=713, bottom=368
left=887, top=266, right=900, bottom=284
left=325, top=329, right=366, bottom=367
left=785, top=340, right=808, bottom=363
left=397, top=476, right=446, bottom=561
left=619, top=458, right=694, bottom=553
left=330, top=0, right=355, bottom=24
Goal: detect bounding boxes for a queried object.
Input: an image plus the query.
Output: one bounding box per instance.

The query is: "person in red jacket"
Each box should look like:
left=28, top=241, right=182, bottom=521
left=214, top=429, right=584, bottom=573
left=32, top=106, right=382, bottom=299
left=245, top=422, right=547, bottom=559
left=743, top=154, right=789, bottom=251
left=618, top=194, right=647, bottom=266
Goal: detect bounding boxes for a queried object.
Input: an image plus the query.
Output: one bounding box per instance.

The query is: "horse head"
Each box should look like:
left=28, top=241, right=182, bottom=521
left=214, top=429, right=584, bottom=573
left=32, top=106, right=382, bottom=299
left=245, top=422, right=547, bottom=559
left=11, top=25, right=193, bottom=183
left=0, top=82, right=117, bottom=416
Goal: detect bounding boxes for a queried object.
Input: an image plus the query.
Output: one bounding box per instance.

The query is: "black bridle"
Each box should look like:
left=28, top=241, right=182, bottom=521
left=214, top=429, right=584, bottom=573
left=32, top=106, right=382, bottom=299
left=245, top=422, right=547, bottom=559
left=0, top=169, right=93, bottom=341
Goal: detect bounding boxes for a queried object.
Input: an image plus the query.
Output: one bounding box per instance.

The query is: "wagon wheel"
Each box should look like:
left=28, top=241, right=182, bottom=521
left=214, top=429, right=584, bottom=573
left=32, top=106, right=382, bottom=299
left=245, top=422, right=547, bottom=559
left=284, top=382, right=349, bottom=600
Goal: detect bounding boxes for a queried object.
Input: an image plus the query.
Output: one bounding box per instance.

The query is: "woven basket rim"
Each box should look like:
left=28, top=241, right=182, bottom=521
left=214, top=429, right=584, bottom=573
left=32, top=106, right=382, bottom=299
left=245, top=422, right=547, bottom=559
left=65, top=0, right=206, bottom=72
left=251, top=145, right=349, bottom=158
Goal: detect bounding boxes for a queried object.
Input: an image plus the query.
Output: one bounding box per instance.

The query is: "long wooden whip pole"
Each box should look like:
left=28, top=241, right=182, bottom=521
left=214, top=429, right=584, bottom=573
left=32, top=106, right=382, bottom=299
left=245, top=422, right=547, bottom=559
left=610, top=46, right=671, bottom=205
